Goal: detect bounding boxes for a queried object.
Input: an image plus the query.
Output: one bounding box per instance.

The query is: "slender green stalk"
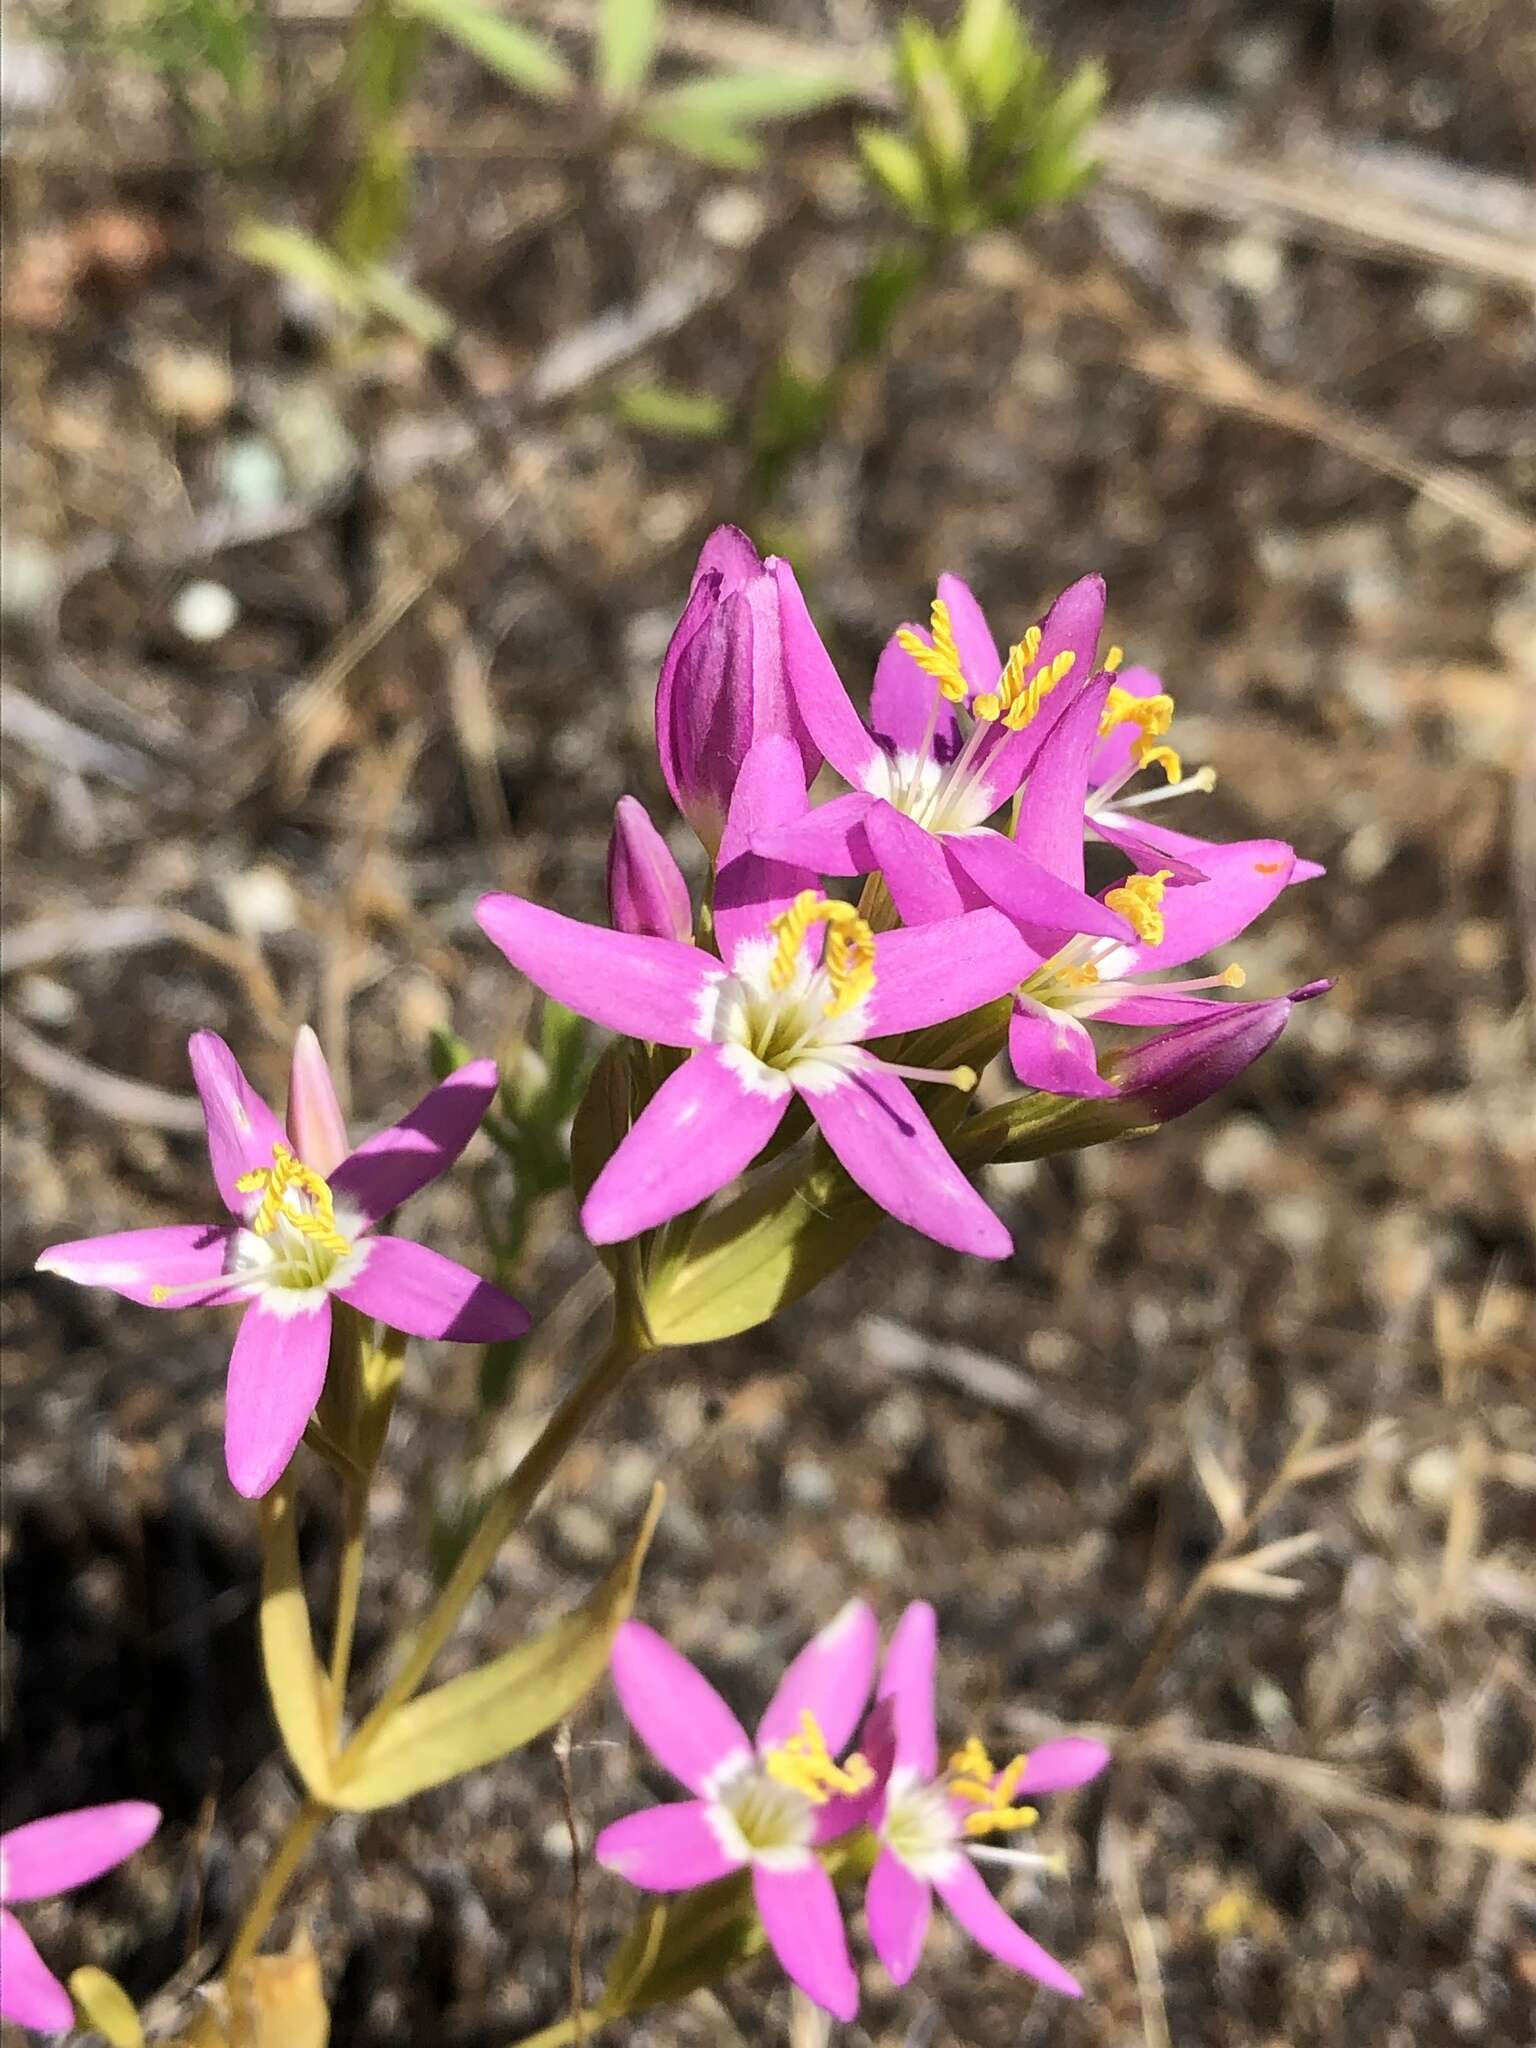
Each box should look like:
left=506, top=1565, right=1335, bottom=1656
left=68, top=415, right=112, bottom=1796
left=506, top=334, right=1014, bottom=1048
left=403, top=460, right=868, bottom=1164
left=327, top=1476, right=368, bottom=1716
left=342, top=1322, right=649, bottom=1767
left=222, top=1797, right=326, bottom=1982
left=505, top=2015, right=605, bottom=2048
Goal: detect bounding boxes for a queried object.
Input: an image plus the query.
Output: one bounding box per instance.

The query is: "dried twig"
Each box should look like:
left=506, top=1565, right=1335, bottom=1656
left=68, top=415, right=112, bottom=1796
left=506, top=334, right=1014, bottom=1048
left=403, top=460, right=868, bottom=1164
left=2, top=1009, right=205, bottom=1131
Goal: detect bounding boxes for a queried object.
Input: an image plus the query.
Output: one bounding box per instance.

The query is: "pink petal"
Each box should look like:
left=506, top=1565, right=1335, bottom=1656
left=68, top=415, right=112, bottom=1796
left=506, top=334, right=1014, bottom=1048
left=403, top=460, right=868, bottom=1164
left=750, top=791, right=882, bottom=877
left=1088, top=811, right=1208, bottom=885
left=757, top=1599, right=878, bottom=1757
left=1110, top=838, right=1298, bottom=975
left=337, top=1237, right=530, bottom=1343
left=329, top=1060, right=498, bottom=1228
left=1095, top=991, right=1241, bottom=1029
left=937, top=573, right=1003, bottom=694
left=0, top=1909, right=73, bottom=2033
left=867, top=1847, right=932, bottom=1986
left=34, top=1224, right=242, bottom=1310
left=696, top=523, right=764, bottom=585
left=976, top=575, right=1107, bottom=800
left=581, top=1046, right=789, bottom=1245
left=476, top=894, right=717, bottom=1050
left=607, top=796, right=694, bottom=942
left=223, top=1296, right=331, bottom=1499
left=594, top=1801, right=740, bottom=1891
left=870, top=632, right=962, bottom=763
left=806, top=1055, right=1011, bottom=1260
left=714, top=737, right=817, bottom=964
left=866, top=909, right=1029, bottom=1038
left=943, top=831, right=1132, bottom=946
left=285, top=1025, right=349, bottom=1176
left=752, top=1860, right=859, bottom=2023
left=865, top=801, right=971, bottom=923
left=188, top=1031, right=286, bottom=1218
left=1008, top=1002, right=1115, bottom=1099
left=1014, top=676, right=1112, bottom=889
left=609, top=1621, right=753, bottom=1795
left=1018, top=1738, right=1111, bottom=1796
left=935, top=1857, right=1083, bottom=1996
left=1, top=1802, right=160, bottom=1903
left=877, top=1602, right=938, bottom=1778
left=771, top=556, right=880, bottom=788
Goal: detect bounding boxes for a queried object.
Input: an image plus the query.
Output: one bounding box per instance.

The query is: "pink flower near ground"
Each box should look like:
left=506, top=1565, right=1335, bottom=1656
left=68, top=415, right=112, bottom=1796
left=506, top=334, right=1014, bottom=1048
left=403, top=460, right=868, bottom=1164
left=595, top=1603, right=882, bottom=2020
left=480, top=738, right=1030, bottom=1259
left=36, top=1028, right=529, bottom=1498
left=866, top=1602, right=1109, bottom=1997
left=0, top=1801, right=160, bottom=2034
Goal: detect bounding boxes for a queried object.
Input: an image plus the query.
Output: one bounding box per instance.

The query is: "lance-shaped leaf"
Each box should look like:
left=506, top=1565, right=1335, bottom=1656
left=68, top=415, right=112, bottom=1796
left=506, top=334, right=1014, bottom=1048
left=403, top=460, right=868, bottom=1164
left=68, top=1969, right=143, bottom=2048
left=397, top=0, right=574, bottom=100
left=644, top=65, right=855, bottom=129
left=258, top=1480, right=337, bottom=1803
left=597, top=0, right=659, bottom=101
left=330, top=1488, right=663, bottom=1810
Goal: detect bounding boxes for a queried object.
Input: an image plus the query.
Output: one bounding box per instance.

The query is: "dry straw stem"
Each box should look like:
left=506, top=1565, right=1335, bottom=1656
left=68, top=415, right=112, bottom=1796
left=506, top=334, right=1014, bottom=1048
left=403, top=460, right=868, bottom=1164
left=1101, top=1802, right=1173, bottom=2048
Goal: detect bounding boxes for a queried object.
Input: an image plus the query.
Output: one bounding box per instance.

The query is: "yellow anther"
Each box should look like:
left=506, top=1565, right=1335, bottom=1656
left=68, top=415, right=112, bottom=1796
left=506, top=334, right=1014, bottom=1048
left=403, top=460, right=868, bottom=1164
left=768, top=891, right=876, bottom=1019
left=1220, top=963, right=1247, bottom=989
left=1060, top=960, right=1100, bottom=990
left=763, top=1710, right=876, bottom=1807
left=999, top=645, right=1075, bottom=732
left=234, top=1142, right=353, bottom=1256
left=1099, top=684, right=1174, bottom=745
left=1104, top=869, right=1175, bottom=948
left=1135, top=740, right=1183, bottom=783
left=1103, top=645, right=1124, bottom=673
left=947, top=1734, right=1041, bottom=1839
left=896, top=598, right=970, bottom=705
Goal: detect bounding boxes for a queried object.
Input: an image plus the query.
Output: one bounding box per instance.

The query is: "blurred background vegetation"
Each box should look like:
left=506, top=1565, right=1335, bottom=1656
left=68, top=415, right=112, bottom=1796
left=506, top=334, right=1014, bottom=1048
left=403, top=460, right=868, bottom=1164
left=2, top=2, right=1534, bottom=2043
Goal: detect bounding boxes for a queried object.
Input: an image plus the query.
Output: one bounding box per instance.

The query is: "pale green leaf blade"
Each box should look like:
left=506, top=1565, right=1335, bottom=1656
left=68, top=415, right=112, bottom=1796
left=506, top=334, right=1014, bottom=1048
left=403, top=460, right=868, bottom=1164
left=68, top=1969, right=143, bottom=2048
left=614, top=381, right=731, bottom=438
left=597, top=0, right=659, bottom=101
left=332, top=1488, right=663, bottom=1809
left=258, top=1480, right=337, bottom=1802
left=636, top=105, right=762, bottom=169
left=645, top=65, right=854, bottom=128
left=235, top=223, right=368, bottom=317
left=397, top=0, right=575, bottom=101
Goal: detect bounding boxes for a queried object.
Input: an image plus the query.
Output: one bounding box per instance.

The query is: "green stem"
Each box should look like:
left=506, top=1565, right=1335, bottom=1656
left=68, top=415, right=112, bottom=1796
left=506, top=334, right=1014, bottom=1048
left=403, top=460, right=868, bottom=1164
left=343, top=1321, right=649, bottom=1767
left=222, top=1797, right=326, bottom=1982
left=505, top=2012, right=610, bottom=2048
left=327, top=1477, right=368, bottom=1715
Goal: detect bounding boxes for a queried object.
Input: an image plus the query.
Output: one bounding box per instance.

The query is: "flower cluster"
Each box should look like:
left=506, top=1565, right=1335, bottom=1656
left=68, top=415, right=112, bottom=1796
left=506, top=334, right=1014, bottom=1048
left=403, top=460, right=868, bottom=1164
left=595, top=1601, right=1109, bottom=2019
left=480, top=526, right=1325, bottom=1265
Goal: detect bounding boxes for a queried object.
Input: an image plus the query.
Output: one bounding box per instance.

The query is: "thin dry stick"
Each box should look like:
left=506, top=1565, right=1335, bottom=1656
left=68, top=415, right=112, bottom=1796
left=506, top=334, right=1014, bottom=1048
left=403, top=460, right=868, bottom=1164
left=1112, top=1415, right=1327, bottom=1725
left=1101, top=1803, right=1173, bottom=2048
left=1, top=1009, right=206, bottom=1131
left=553, top=1721, right=587, bottom=2043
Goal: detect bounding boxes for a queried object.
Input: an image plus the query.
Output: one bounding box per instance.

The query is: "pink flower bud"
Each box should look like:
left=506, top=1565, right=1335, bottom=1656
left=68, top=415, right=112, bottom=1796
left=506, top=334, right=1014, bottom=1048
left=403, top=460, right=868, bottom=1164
left=1111, top=980, right=1331, bottom=1123
left=286, top=1024, right=350, bottom=1175
left=607, top=795, right=693, bottom=942
left=655, top=526, right=823, bottom=854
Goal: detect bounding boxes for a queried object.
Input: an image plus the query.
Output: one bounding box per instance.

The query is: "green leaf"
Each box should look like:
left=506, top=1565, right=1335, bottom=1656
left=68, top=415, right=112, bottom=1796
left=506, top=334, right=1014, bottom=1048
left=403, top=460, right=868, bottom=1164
left=636, top=105, right=762, bottom=169
left=645, top=64, right=854, bottom=128
left=236, top=223, right=369, bottom=317
left=69, top=1968, right=143, bottom=2048
left=855, top=126, right=934, bottom=224
left=848, top=243, right=931, bottom=359
left=396, top=0, right=574, bottom=101
left=331, top=1487, right=663, bottom=1809
left=258, top=1480, right=337, bottom=1802
left=600, top=1871, right=764, bottom=2015
left=614, top=381, right=732, bottom=438
left=355, top=264, right=453, bottom=349
left=596, top=0, right=658, bottom=101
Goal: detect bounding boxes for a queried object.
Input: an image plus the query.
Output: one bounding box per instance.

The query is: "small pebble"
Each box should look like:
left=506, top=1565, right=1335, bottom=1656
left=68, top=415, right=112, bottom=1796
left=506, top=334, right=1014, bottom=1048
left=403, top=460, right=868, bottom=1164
left=217, top=436, right=289, bottom=515
left=696, top=188, right=766, bottom=248
left=141, top=346, right=234, bottom=430
left=172, top=579, right=239, bottom=643
left=784, top=1457, right=836, bottom=1510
